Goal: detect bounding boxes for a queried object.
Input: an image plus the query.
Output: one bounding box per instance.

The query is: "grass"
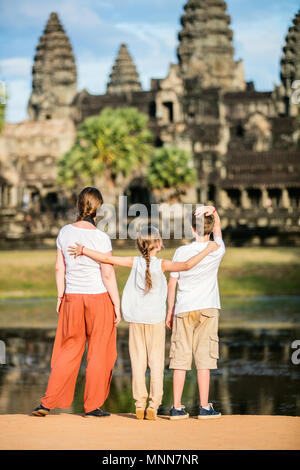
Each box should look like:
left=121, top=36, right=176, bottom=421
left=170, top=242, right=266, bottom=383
left=0, top=246, right=299, bottom=328
left=0, top=246, right=299, bottom=300
left=0, top=248, right=300, bottom=299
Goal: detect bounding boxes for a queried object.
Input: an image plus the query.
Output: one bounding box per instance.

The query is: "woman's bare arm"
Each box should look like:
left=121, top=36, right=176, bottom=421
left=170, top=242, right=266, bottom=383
left=162, top=241, right=219, bottom=273
left=55, top=248, right=65, bottom=314
left=101, top=255, right=121, bottom=325
left=68, top=242, right=133, bottom=268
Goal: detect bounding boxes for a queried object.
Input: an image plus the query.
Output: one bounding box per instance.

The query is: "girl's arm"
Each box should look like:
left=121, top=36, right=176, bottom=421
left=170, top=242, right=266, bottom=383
left=101, top=257, right=121, bottom=325
left=68, top=242, right=134, bottom=268
left=162, top=241, right=219, bottom=273
left=55, top=248, right=65, bottom=314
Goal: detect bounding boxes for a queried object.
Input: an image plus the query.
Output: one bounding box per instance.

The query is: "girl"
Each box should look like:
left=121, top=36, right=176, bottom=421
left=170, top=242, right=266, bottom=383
left=68, top=225, right=218, bottom=420
left=32, top=187, right=120, bottom=418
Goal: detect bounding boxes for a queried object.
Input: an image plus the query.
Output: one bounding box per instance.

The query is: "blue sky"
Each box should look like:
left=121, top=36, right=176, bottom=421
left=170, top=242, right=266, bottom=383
left=0, top=0, right=299, bottom=122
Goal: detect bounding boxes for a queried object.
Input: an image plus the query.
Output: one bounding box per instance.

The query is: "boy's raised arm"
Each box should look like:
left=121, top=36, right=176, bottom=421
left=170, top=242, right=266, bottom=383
left=212, top=209, right=222, bottom=240
left=194, top=205, right=222, bottom=240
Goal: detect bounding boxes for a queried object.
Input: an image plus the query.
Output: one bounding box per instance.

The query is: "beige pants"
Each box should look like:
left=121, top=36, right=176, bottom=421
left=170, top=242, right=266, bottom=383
left=129, top=321, right=165, bottom=411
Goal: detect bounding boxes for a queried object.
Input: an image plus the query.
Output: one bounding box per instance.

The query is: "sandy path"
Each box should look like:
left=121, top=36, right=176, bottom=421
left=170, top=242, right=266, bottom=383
left=0, top=414, right=299, bottom=450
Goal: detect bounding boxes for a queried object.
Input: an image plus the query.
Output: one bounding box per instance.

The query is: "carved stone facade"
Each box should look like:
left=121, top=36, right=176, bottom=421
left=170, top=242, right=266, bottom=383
left=0, top=2, right=299, bottom=245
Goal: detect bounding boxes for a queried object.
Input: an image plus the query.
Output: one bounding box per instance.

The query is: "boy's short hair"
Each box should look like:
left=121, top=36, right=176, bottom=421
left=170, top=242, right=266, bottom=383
left=192, top=209, right=215, bottom=236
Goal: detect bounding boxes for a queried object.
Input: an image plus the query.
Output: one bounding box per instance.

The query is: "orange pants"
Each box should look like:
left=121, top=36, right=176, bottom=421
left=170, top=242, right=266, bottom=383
left=41, top=292, right=117, bottom=413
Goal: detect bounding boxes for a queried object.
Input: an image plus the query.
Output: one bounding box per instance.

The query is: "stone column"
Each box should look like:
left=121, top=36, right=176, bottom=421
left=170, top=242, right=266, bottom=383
left=3, top=186, right=8, bottom=207
left=219, top=189, right=230, bottom=209
left=197, top=182, right=208, bottom=205
left=261, top=186, right=269, bottom=208
left=281, top=188, right=290, bottom=209
left=11, top=186, right=19, bottom=207
left=241, top=188, right=251, bottom=209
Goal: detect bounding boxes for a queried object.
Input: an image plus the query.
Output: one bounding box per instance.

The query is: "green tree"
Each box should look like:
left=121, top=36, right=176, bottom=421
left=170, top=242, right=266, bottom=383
left=57, top=107, right=153, bottom=189
left=147, top=146, right=196, bottom=197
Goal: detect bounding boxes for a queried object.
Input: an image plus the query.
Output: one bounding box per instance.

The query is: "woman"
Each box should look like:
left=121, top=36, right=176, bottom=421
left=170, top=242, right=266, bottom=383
left=32, top=187, right=120, bottom=417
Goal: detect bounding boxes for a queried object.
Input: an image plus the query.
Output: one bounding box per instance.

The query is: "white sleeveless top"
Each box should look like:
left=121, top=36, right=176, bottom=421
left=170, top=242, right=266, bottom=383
left=121, top=256, right=167, bottom=324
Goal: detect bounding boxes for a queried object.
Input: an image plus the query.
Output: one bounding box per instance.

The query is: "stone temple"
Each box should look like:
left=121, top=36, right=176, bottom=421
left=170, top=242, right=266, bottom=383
left=0, top=2, right=299, bottom=245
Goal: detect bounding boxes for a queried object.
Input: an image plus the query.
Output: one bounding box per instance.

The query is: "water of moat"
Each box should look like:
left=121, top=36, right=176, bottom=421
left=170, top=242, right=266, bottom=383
left=0, top=296, right=299, bottom=416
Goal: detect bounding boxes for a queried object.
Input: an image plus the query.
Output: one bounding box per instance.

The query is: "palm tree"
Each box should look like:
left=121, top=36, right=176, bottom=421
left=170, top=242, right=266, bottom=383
left=147, top=147, right=196, bottom=201
left=57, top=107, right=153, bottom=194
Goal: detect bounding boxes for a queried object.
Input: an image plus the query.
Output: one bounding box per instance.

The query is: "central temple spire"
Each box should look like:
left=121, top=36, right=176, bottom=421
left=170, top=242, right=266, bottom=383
left=106, top=44, right=142, bottom=95
left=177, top=0, right=245, bottom=91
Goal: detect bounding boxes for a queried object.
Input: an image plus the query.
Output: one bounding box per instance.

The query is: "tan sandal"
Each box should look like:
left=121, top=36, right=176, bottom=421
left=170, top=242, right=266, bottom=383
left=135, top=408, right=145, bottom=420
left=145, top=408, right=157, bottom=420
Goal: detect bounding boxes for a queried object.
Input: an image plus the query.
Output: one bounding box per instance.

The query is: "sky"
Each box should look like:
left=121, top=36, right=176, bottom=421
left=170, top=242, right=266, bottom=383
left=0, top=0, right=299, bottom=122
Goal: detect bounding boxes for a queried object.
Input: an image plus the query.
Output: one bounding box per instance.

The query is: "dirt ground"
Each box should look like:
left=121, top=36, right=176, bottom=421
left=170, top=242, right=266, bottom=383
left=0, top=413, right=299, bottom=450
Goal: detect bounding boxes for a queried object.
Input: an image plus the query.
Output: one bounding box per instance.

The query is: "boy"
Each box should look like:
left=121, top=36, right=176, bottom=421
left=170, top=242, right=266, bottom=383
left=166, top=205, right=225, bottom=420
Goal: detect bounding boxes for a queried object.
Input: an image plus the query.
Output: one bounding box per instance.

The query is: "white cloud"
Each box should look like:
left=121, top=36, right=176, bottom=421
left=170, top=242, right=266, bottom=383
left=114, top=22, right=178, bottom=88
left=5, top=79, right=30, bottom=122
left=0, top=58, right=32, bottom=122
left=115, top=22, right=177, bottom=49
left=1, top=0, right=103, bottom=32
left=231, top=7, right=292, bottom=90
left=77, top=56, right=113, bottom=94
left=0, top=57, right=32, bottom=78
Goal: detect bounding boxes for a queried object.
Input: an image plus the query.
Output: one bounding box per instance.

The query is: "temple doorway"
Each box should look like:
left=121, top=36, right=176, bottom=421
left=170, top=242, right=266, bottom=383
left=124, top=177, right=153, bottom=209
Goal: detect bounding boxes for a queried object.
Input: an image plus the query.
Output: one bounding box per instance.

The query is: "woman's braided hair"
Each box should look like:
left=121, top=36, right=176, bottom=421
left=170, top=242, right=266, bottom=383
left=137, top=225, right=162, bottom=294
left=76, top=187, right=103, bottom=221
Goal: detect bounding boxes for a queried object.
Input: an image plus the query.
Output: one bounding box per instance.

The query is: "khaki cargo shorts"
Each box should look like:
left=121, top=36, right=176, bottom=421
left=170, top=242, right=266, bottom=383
left=169, top=309, right=220, bottom=370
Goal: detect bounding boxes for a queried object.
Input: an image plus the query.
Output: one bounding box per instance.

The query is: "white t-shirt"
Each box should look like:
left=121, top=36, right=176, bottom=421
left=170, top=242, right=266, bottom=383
left=121, top=256, right=168, bottom=324
left=170, top=237, right=225, bottom=315
left=56, top=224, right=112, bottom=294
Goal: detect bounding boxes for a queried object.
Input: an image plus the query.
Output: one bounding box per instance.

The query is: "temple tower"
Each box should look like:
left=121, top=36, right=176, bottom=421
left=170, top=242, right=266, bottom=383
left=177, top=0, right=245, bottom=91
left=280, top=9, right=300, bottom=116
left=28, top=12, right=77, bottom=121
left=106, top=44, right=142, bottom=95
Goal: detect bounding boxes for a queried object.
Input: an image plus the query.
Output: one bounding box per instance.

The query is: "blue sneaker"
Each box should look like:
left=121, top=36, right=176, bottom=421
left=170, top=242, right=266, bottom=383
left=85, top=408, right=110, bottom=417
left=170, top=406, right=189, bottom=420
left=198, top=403, right=221, bottom=419
left=32, top=403, right=50, bottom=417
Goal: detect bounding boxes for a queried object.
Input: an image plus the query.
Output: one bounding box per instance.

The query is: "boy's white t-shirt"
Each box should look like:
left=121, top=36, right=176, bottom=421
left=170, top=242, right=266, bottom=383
left=56, top=224, right=112, bottom=294
left=170, top=237, right=225, bottom=315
